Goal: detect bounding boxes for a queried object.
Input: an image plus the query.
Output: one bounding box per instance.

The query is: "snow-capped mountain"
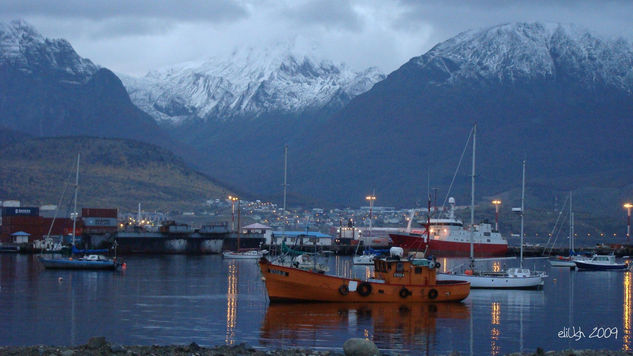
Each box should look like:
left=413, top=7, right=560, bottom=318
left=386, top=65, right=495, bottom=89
left=0, top=20, right=172, bottom=149
left=0, top=19, right=98, bottom=79
left=412, top=22, right=633, bottom=90
left=122, top=47, right=385, bottom=126
left=278, top=22, right=633, bottom=207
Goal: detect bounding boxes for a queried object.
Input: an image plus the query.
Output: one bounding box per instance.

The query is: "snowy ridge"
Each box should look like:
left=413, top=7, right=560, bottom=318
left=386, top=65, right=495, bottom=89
left=414, top=22, right=633, bottom=91
left=0, top=20, right=98, bottom=79
left=122, top=47, right=384, bottom=125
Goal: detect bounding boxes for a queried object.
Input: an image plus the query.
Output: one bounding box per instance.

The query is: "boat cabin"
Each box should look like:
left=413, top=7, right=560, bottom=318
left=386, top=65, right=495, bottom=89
left=590, top=255, right=616, bottom=264
left=373, top=248, right=438, bottom=286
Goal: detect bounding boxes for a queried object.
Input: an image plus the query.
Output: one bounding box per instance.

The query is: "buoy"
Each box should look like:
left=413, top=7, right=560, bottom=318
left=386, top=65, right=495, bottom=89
left=122, top=263, right=127, bottom=271
left=464, top=269, right=473, bottom=275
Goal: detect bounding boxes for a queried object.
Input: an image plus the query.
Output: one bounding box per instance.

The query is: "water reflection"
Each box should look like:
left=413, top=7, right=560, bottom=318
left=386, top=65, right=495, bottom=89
left=261, top=302, right=469, bottom=353
left=225, top=261, right=238, bottom=345
left=624, top=271, right=632, bottom=351
left=490, top=302, right=501, bottom=356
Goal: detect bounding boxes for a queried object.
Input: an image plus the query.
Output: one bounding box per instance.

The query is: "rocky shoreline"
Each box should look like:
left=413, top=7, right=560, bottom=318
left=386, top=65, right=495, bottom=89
left=1, top=337, right=631, bottom=356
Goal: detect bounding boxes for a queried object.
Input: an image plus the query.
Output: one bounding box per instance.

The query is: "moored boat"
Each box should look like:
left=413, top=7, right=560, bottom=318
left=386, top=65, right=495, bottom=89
left=38, top=254, right=122, bottom=270
left=574, top=254, right=629, bottom=271
left=389, top=198, right=508, bottom=257
left=259, top=247, right=470, bottom=303
left=223, top=249, right=267, bottom=259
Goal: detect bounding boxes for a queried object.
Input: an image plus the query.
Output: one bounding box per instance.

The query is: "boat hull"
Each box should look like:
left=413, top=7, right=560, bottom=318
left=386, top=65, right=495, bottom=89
left=389, top=233, right=508, bottom=257
left=223, top=251, right=264, bottom=259
left=548, top=259, right=576, bottom=268
left=574, top=261, right=628, bottom=270
left=437, top=272, right=543, bottom=289
left=259, top=258, right=470, bottom=303
left=38, top=256, right=120, bottom=270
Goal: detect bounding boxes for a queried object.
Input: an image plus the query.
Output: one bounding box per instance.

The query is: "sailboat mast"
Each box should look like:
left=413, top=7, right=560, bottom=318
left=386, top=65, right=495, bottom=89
left=470, top=124, right=476, bottom=261
left=569, top=191, right=573, bottom=253
left=520, top=160, right=526, bottom=268
left=283, top=145, right=288, bottom=212
left=72, top=153, right=80, bottom=248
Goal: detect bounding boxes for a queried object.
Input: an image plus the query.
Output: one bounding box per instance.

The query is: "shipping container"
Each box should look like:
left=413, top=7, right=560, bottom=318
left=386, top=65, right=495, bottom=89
left=82, top=217, right=117, bottom=227
left=1, top=200, right=21, bottom=207
left=2, top=215, right=42, bottom=226
left=1, top=207, right=39, bottom=217
left=81, top=208, right=118, bottom=218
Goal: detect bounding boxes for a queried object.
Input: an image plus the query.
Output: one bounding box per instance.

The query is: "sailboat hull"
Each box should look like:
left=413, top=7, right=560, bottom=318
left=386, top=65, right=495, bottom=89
left=38, top=256, right=120, bottom=270
left=437, top=272, right=544, bottom=289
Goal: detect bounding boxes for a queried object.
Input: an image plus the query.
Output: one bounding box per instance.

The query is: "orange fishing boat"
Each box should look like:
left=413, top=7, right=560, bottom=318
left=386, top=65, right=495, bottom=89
left=259, top=248, right=470, bottom=303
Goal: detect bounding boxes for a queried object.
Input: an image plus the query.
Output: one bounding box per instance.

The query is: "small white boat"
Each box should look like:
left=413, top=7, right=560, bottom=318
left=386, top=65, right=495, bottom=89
left=574, top=255, right=629, bottom=271
left=270, top=254, right=330, bottom=273
left=222, top=250, right=267, bottom=259
left=352, top=254, right=375, bottom=265
left=549, top=257, right=577, bottom=268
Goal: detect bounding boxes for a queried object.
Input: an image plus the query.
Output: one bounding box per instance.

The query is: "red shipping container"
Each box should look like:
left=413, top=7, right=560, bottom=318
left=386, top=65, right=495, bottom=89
left=81, top=208, right=118, bottom=218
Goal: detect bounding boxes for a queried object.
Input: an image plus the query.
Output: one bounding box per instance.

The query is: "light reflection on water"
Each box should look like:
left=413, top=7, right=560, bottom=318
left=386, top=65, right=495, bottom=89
left=0, top=254, right=632, bottom=354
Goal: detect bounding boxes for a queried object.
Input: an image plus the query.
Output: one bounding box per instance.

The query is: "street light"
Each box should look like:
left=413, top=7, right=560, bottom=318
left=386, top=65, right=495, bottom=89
left=366, top=194, right=376, bottom=238
left=492, top=200, right=502, bottom=231
left=229, top=195, right=239, bottom=232
left=624, top=203, right=633, bottom=239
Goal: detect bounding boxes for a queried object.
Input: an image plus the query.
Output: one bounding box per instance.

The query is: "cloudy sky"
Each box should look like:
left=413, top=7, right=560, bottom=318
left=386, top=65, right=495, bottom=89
left=2, top=0, right=632, bottom=76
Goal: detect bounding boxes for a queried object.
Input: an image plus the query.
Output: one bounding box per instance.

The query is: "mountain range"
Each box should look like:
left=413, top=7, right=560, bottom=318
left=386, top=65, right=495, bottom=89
left=2, top=20, right=633, bottom=216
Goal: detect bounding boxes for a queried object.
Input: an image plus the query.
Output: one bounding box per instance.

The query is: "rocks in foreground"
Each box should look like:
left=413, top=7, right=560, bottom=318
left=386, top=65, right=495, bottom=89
left=1, top=337, right=632, bottom=356
left=0, top=337, right=342, bottom=356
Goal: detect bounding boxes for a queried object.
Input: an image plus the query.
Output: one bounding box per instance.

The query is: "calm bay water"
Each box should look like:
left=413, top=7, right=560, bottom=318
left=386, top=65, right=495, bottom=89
left=1, top=254, right=631, bottom=355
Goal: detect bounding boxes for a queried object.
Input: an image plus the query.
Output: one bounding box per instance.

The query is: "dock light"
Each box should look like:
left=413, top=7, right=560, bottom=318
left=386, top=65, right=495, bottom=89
left=365, top=194, right=376, bottom=238
left=492, top=200, right=502, bottom=231
left=228, top=195, right=239, bottom=232
left=624, top=203, right=633, bottom=239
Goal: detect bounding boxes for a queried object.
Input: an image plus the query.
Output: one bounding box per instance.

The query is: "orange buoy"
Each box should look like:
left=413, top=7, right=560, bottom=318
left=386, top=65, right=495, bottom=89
left=464, top=269, right=473, bottom=275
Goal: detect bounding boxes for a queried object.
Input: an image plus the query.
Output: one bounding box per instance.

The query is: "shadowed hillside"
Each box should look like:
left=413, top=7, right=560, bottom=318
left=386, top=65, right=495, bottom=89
left=0, top=136, right=231, bottom=211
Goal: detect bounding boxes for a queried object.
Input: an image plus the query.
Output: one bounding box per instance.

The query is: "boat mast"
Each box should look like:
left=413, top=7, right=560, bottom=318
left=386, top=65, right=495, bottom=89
left=570, top=191, right=574, bottom=253
left=72, top=153, right=80, bottom=248
left=469, top=124, right=476, bottom=263
left=520, top=160, right=526, bottom=268
left=283, top=145, right=288, bottom=213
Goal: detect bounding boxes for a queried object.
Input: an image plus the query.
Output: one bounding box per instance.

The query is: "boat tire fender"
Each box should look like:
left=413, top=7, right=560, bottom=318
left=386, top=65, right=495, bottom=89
left=435, top=262, right=441, bottom=268
left=428, top=288, right=438, bottom=300
left=338, top=284, right=349, bottom=296
left=357, top=282, right=372, bottom=297
left=399, top=287, right=411, bottom=298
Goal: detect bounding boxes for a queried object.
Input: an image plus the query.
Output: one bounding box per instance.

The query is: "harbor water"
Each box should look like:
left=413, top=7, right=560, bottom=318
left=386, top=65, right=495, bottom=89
left=0, top=254, right=631, bottom=354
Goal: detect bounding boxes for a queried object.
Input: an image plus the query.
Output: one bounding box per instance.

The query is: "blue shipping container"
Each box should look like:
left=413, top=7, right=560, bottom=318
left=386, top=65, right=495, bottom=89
left=1, top=207, right=40, bottom=217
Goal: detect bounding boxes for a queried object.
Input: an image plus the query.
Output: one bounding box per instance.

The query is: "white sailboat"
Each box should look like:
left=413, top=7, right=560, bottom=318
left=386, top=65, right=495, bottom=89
left=437, top=125, right=545, bottom=289
left=549, top=192, right=578, bottom=268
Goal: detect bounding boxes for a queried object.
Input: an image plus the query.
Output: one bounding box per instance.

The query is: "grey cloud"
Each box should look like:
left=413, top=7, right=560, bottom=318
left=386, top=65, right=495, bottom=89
left=283, top=0, right=363, bottom=31
left=0, top=0, right=248, bottom=23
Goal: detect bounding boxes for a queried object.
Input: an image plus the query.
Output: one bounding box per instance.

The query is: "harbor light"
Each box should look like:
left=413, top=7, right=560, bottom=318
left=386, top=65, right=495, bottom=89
left=365, top=194, right=376, bottom=238
left=492, top=200, right=501, bottom=231
left=624, top=203, right=633, bottom=239
left=228, top=195, right=239, bottom=232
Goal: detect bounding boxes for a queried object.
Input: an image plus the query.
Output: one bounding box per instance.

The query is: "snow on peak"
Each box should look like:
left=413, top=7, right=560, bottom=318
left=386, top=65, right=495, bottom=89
left=123, top=46, right=384, bottom=125
left=0, top=19, right=98, bottom=78
left=414, top=22, right=633, bottom=90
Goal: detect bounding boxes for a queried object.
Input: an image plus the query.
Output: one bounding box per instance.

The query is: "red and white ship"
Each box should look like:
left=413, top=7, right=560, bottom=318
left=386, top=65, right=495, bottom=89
left=389, top=198, right=508, bottom=257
